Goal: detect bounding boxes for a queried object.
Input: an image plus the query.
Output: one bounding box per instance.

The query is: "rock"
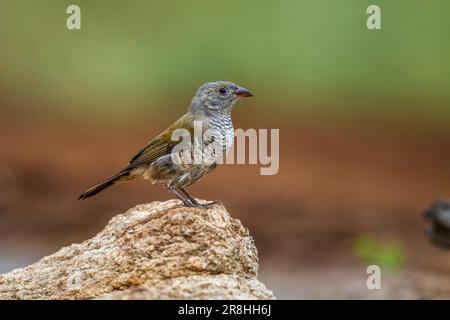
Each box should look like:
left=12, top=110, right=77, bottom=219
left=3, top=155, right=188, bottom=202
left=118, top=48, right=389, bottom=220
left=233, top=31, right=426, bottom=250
left=97, top=275, right=273, bottom=300
left=0, top=200, right=274, bottom=300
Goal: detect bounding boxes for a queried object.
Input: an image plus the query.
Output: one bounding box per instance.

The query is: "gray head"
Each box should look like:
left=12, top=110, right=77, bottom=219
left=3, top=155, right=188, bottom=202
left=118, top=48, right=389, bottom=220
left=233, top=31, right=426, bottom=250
left=188, top=81, right=253, bottom=116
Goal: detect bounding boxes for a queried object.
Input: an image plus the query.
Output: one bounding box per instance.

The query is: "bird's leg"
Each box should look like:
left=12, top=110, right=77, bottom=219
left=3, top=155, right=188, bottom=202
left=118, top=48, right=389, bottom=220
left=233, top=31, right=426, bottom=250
left=179, top=188, right=218, bottom=208
left=179, top=188, right=201, bottom=206
left=168, top=185, right=195, bottom=207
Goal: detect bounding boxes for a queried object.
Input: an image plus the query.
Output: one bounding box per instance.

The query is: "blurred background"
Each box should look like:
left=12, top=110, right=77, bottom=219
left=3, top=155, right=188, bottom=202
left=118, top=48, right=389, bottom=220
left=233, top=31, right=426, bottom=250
left=1, top=0, right=450, bottom=298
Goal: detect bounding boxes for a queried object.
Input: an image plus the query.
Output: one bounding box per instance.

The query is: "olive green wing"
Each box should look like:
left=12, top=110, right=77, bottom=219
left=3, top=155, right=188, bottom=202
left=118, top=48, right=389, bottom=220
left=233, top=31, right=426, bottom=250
left=127, top=113, right=196, bottom=169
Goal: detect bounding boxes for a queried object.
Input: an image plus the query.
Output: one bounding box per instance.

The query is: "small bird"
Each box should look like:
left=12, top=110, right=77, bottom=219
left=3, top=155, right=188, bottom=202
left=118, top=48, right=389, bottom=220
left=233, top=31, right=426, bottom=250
left=78, top=81, right=253, bottom=207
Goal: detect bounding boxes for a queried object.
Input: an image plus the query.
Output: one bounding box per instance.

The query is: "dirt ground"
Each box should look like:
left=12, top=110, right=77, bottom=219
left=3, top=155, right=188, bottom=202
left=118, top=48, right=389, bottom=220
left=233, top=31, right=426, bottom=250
left=1, top=115, right=450, bottom=299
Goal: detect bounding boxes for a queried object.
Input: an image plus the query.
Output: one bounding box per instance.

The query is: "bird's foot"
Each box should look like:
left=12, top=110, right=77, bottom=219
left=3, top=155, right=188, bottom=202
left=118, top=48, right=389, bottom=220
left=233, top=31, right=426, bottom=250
left=181, top=200, right=197, bottom=207
left=193, top=200, right=219, bottom=208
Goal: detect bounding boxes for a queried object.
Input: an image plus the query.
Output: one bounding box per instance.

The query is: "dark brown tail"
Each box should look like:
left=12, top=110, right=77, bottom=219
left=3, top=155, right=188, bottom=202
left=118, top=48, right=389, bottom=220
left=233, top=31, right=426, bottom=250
left=78, top=170, right=130, bottom=200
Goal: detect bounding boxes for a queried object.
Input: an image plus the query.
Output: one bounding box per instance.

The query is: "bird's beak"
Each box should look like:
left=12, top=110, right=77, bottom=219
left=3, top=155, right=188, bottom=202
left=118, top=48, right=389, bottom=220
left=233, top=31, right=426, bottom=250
left=234, top=86, right=253, bottom=98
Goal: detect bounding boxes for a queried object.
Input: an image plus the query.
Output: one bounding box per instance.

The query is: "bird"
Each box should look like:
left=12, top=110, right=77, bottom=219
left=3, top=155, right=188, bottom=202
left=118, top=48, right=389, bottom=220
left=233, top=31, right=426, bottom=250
left=78, top=80, right=253, bottom=207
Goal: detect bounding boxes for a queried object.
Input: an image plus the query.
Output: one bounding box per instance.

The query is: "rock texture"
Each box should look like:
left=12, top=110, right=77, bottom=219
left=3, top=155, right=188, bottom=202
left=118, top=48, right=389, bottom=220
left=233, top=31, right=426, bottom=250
left=0, top=200, right=274, bottom=300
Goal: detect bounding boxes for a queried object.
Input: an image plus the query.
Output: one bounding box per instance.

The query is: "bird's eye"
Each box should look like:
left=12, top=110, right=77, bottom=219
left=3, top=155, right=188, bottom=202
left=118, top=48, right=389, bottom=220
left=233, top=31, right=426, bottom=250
left=218, top=88, right=227, bottom=95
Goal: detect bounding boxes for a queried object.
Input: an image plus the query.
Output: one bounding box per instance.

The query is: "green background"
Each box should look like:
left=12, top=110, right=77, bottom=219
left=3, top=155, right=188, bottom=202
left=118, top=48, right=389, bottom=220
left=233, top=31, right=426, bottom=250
left=1, top=0, right=449, bottom=121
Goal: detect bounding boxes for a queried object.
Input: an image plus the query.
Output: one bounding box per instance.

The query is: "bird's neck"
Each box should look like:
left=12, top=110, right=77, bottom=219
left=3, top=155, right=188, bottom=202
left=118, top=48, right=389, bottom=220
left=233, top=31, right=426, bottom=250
left=209, top=112, right=233, bottom=131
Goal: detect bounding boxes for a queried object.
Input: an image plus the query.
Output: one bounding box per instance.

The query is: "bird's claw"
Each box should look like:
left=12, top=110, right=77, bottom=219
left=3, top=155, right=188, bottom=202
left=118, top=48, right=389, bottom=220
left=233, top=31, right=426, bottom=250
left=196, top=200, right=219, bottom=208
left=182, top=199, right=219, bottom=208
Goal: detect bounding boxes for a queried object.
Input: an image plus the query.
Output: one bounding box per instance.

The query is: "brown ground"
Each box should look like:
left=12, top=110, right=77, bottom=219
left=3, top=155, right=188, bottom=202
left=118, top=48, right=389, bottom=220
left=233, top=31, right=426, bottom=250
left=1, top=115, right=450, bottom=299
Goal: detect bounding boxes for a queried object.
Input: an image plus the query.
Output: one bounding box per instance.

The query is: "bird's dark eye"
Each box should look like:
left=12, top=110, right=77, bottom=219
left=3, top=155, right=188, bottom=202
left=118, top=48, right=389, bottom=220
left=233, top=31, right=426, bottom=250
left=218, top=88, right=227, bottom=95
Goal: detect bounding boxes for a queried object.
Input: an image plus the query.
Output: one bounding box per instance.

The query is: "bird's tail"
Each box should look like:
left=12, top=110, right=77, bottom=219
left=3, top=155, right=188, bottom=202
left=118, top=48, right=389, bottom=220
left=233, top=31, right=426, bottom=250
left=78, top=170, right=131, bottom=200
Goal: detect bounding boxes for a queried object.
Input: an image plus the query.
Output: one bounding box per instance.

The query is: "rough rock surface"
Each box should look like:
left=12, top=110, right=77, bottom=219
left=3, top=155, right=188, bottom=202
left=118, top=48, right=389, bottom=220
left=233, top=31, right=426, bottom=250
left=0, top=200, right=274, bottom=300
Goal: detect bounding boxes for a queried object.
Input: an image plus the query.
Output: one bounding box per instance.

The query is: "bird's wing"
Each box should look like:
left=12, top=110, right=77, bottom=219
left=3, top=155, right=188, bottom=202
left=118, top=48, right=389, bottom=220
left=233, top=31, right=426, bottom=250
left=127, top=113, right=198, bottom=168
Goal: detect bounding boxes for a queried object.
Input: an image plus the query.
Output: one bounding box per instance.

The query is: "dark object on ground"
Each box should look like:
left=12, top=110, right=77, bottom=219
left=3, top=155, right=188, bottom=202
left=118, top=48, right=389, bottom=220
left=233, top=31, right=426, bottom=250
left=425, top=200, right=450, bottom=249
